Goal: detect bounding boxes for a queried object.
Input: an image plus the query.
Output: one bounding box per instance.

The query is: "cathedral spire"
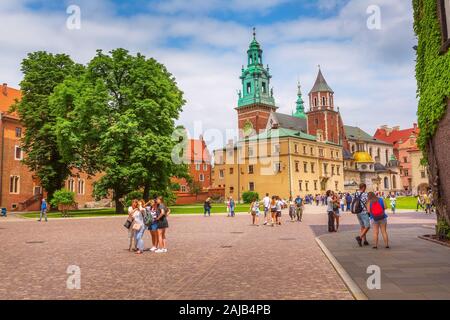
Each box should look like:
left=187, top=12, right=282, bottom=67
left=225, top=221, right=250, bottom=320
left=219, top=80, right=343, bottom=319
left=293, top=82, right=306, bottom=119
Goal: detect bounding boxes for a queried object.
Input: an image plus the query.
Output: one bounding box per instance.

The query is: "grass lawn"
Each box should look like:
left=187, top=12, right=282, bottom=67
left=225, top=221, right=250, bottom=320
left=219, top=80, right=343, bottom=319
left=385, top=196, right=418, bottom=210
left=19, top=203, right=252, bottom=219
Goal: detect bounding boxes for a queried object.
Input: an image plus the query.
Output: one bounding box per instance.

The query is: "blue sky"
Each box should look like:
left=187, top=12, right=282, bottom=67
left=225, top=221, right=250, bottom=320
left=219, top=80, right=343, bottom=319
left=0, top=0, right=417, bottom=149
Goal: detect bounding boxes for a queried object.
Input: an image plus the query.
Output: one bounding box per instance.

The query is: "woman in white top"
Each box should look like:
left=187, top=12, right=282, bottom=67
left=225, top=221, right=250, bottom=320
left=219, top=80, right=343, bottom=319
left=127, top=200, right=138, bottom=251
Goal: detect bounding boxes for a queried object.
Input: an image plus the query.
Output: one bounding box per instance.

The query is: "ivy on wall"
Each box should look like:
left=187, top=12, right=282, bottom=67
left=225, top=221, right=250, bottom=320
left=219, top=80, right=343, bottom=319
left=413, top=0, right=450, bottom=157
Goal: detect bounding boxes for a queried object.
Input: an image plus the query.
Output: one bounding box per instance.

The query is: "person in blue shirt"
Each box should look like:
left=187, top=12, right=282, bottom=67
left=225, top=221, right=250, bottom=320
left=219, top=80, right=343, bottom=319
left=38, top=198, right=48, bottom=222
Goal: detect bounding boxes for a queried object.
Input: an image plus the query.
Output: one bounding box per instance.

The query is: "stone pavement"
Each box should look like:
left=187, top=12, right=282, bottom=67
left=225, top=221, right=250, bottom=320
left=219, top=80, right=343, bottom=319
left=0, top=207, right=352, bottom=300
left=316, top=210, right=450, bottom=300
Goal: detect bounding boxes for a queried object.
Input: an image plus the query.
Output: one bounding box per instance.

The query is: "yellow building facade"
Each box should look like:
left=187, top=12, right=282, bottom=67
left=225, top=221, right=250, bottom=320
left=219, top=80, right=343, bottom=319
left=213, top=128, right=344, bottom=200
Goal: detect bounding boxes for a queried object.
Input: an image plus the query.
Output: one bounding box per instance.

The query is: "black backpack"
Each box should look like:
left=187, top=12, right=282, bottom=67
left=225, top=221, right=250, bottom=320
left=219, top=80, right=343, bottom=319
left=351, top=193, right=364, bottom=214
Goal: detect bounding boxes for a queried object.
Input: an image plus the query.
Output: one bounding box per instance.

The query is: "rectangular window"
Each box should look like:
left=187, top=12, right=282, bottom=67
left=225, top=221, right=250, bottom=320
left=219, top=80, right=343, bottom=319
left=319, top=148, right=324, bottom=157
left=68, top=179, right=75, bottom=192
left=295, top=161, right=299, bottom=172
left=305, top=181, right=309, bottom=191
left=310, top=147, right=314, bottom=155
left=15, top=127, right=22, bottom=138
left=229, top=168, right=234, bottom=174
left=421, top=171, right=426, bottom=178
left=299, top=180, right=303, bottom=191
left=331, top=165, right=335, bottom=176
left=303, top=162, right=308, bottom=173
left=314, top=180, right=318, bottom=191
left=273, top=144, right=280, bottom=155
left=249, top=182, right=255, bottom=191
left=303, top=145, right=307, bottom=154
left=337, top=165, right=340, bottom=175
left=229, top=186, right=234, bottom=194
left=14, top=146, right=23, bottom=160
left=294, top=144, right=298, bottom=153
left=219, top=170, right=224, bottom=179
left=274, top=162, right=282, bottom=173
left=248, top=146, right=254, bottom=157
left=311, top=162, right=315, bottom=173
left=403, top=157, right=408, bottom=163
left=248, top=165, right=254, bottom=174
left=77, top=179, right=85, bottom=195
left=203, top=163, right=208, bottom=171
left=323, top=163, right=328, bottom=174
left=404, top=169, right=409, bottom=177
left=199, top=174, right=205, bottom=182
left=196, top=163, right=201, bottom=171
left=246, top=82, right=251, bottom=94
left=9, top=176, right=20, bottom=194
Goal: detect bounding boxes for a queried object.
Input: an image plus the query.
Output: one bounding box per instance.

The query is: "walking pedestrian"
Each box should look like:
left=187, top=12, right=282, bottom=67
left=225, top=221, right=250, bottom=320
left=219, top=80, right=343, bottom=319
left=38, top=198, right=48, bottom=222
left=294, top=195, right=303, bottom=222
left=270, top=196, right=277, bottom=226
left=204, top=197, right=212, bottom=217
left=288, top=196, right=296, bottom=221
left=275, top=196, right=282, bottom=225
left=389, top=193, right=396, bottom=214
left=249, top=197, right=260, bottom=226
left=229, top=197, right=235, bottom=217
left=262, top=193, right=270, bottom=225
left=326, top=191, right=335, bottom=232
left=352, top=183, right=370, bottom=247
left=368, top=192, right=390, bottom=249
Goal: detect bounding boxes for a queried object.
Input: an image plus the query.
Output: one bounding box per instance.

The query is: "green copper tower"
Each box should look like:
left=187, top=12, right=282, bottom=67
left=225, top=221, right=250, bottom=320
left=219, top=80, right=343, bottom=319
left=292, top=82, right=306, bottom=119
left=237, top=28, right=276, bottom=108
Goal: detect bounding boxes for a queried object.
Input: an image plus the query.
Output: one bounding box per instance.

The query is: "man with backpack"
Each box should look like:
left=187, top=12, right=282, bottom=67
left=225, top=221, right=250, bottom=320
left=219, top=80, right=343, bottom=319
left=294, top=195, right=304, bottom=222
left=351, top=183, right=370, bottom=247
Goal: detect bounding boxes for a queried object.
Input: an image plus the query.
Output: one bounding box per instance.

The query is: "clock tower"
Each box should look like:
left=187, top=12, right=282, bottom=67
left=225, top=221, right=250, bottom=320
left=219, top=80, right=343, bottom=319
left=236, top=29, right=277, bottom=137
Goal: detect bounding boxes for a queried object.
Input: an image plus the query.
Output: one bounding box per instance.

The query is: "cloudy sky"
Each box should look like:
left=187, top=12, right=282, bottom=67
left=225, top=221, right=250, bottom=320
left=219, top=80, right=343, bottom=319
left=0, top=0, right=417, bottom=149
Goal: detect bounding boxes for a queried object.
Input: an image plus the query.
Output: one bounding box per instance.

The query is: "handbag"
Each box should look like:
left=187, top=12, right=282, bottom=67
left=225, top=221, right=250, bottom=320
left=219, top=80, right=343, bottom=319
left=132, top=222, right=142, bottom=231
left=123, top=219, right=132, bottom=229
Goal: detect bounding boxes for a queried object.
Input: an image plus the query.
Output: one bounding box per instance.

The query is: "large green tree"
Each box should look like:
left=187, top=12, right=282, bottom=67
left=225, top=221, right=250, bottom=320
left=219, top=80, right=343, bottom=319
left=52, top=49, right=188, bottom=213
left=12, top=52, right=83, bottom=202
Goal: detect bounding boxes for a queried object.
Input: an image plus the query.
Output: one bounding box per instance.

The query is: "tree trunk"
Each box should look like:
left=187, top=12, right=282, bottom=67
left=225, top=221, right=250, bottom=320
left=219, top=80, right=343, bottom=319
left=427, top=105, right=450, bottom=229
left=143, top=184, right=150, bottom=202
left=115, top=198, right=124, bottom=214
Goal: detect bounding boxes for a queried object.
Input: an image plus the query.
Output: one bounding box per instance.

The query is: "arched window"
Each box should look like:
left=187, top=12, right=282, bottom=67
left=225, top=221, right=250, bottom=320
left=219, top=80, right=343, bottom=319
left=369, top=147, right=373, bottom=157
left=322, top=96, right=326, bottom=106
left=377, top=148, right=381, bottom=160
left=384, top=177, right=389, bottom=189
left=385, top=150, right=389, bottom=163
left=392, top=175, right=397, bottom=189
left=351, top=145, right=355, bottom=153
left=314, top=97, right=318, bottom=107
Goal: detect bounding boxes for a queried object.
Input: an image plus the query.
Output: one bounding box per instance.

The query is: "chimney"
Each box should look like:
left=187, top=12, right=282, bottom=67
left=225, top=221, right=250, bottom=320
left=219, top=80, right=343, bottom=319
left=199, top=134, right=204, bottom=141
left=2, top=83, right=7, bottom=96
left=413, top=123, right=418, bottom=130
left=393, top=126, right=400, bottom=131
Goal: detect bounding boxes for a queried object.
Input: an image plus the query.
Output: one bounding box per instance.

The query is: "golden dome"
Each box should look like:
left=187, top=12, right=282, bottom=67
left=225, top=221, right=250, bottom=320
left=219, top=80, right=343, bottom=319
left=353, top=151, right=374, bottom=163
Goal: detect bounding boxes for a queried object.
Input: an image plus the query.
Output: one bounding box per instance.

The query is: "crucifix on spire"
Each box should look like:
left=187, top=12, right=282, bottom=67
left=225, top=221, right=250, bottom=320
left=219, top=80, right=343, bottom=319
left=253, top=27, right=256, bottom=39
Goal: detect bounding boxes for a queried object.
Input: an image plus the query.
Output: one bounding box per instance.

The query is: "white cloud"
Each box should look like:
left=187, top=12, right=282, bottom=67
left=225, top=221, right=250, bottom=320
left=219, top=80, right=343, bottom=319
left=0, top=0, right=417, bottom=150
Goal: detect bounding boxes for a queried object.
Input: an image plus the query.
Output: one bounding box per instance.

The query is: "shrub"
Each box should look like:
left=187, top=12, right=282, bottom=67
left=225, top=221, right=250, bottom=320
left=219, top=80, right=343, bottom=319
left=242, top=191, right=259, bottom=204
left=50, top=189, right=76, bottom=217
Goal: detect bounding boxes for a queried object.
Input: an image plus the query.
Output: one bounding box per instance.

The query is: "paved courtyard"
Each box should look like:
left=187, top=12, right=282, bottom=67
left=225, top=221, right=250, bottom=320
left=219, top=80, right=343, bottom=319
left=0, top=205, right=445, bottom=300
left=0, top=207, right=352, bottom=300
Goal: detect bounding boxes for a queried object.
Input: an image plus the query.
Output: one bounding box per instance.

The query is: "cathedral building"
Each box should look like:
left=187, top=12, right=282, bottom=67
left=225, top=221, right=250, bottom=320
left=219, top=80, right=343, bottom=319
left=212, top=31, right=401, bottom=200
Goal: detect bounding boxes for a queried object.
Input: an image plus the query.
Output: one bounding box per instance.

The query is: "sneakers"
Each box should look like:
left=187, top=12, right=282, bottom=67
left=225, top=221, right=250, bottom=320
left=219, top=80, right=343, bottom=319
left=155, top=248, right=168, bottom=253
left=150, top=247, right=157, bottom=252
left=363, top=240, right=370, bottom=246
left=355, top=236, right=363, bottom=247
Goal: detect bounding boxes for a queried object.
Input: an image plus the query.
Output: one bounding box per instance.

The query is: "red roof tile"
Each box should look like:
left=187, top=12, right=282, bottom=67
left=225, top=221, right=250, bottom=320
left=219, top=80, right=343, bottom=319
left=0, top=84, right=21, bottom=118
left=374, top=126, right=419, bottom=148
